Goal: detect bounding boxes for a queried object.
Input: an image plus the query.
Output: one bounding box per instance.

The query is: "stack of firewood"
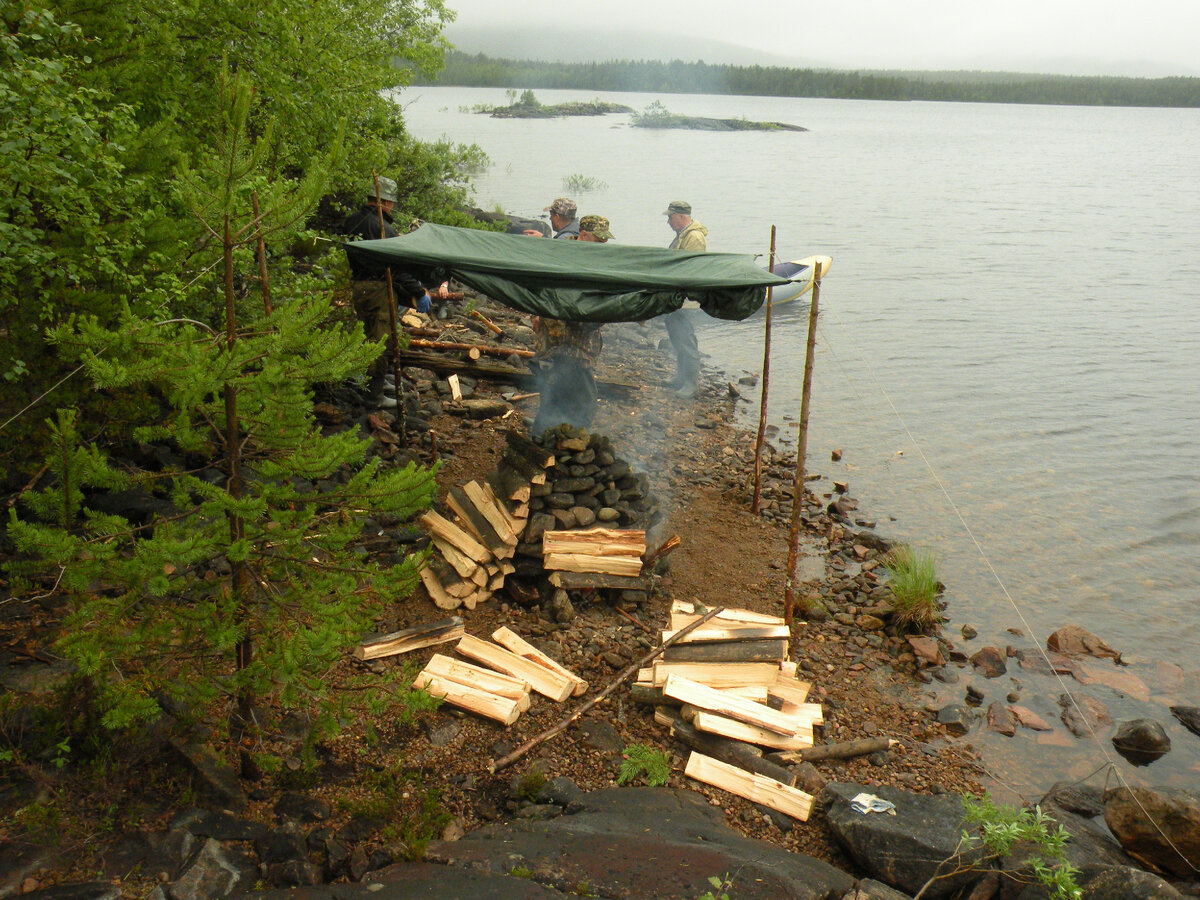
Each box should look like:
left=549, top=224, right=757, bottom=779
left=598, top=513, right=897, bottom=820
left=632, top=601, right=822, bottom=822
left=411, top=627, right=586, bottom=725
left=542, top=527, right=645, bottom=578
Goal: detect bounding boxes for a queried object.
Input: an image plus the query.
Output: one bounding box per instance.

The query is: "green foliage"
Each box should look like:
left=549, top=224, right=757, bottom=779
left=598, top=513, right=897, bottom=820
left=697, top=873, right=734, bottom=900
left=882, top=545, right=941, bottom=632
left=433, top=51, right=1200, bottom=109
left=562, top=173, right=608, bottom=193
left=345, top=768, right=452, bottom=859
left=960, top=793, right=1081, bottom=900
left=617, top=743, right=670, bottom=787
left=5, top=75, right=437, bottom=741
left=516, top=770, right=548, bottom=800
left=510, top=865, right=534, bottom=879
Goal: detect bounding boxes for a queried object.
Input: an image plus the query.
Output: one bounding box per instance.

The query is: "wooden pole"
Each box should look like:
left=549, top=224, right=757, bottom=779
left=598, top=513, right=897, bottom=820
left=751, top=226, right=776, bottom=515
left=373, top=173, right=406, bottom=440
left=489, top=605, right=725, bottom=773
left=783, top=262, right=822, bottom=625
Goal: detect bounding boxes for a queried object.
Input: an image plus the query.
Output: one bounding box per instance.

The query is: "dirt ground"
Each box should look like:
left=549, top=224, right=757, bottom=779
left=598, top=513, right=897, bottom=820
left=0, top=295, right=985, bottom=895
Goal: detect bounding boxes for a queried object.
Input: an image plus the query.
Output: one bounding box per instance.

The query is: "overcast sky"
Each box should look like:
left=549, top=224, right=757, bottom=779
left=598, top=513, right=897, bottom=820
left=443, top=0, right=1200, bottom=76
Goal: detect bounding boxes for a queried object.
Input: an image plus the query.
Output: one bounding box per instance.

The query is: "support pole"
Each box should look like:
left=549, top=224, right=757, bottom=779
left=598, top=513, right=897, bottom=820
left=751, top=225, right=776, bottom=515
left=373, top=173, right=407, bottom=440
left=784, top=261, right=822, bottom=624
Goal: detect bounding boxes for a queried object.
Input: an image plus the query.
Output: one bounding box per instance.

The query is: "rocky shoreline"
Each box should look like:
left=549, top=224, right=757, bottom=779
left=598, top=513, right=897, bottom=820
left=2, top=291, right=1197, bottom=899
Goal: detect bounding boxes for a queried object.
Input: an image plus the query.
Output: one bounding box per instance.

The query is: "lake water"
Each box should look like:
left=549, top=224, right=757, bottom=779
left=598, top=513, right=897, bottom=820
left=401, top=86, right=1200, bottom=796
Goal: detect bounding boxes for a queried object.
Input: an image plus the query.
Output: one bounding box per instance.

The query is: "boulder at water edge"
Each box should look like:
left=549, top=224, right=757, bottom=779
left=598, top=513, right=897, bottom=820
left=1112, top=718, right=1171, bottom=765
left=822, top=783, right=988, bottom=898
left=1104, top=786, right=1200, bottom=878
left=1013, top=863, right=1183, bottom=899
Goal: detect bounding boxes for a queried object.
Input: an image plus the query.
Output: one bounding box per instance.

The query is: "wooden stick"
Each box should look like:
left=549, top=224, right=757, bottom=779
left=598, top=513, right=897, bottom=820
left=408, top=338, right=534, bottom=359
left=354, top=617, right=465, bottom=661
left=752, top=224, right=776, bottom=515
left=489, top=605, right=725, bottom=773
left=470, top=308, right=506, bottom=337
left=373, top=173, right=407, bottom=441
left=784, top=260, right=822, bottom=625
left=765, top=736, right=896, bottom=766
left=642, top=534, right=681, bottom=570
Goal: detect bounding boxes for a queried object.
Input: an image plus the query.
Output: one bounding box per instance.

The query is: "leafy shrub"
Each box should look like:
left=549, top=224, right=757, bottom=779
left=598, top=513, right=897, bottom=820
left=617, top=744, right=670, bottom=787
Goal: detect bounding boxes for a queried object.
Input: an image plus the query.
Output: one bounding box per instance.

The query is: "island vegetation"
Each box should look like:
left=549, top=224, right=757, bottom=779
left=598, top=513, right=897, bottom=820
left=631, top=100, right=806, bottom=132
left=429, top=51, right=1200, bottom=109
left=469, top=87, right=633, bottom=117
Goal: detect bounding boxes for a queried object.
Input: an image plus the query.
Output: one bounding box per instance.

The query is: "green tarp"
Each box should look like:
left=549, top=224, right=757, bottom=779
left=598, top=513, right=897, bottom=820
left=343, top=223, right=790, bottom=323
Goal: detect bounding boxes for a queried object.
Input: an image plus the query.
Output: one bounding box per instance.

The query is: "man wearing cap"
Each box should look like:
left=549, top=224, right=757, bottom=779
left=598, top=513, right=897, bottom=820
left=545, top=197, right=580, bottom=240
left=530, top=214, right=612, bottom=435
left=340, top=177, right=435, bottom=409
left=663, top=200, right=708, bottom=398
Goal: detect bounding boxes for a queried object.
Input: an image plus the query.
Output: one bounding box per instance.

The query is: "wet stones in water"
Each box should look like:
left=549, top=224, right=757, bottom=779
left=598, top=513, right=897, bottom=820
left=986, top=702, right=1018, bottom=736
left=969, top=646, right=1007, bottom=677
left=1170, top=706, right=1200, bottom=738
left=1111, top=718, right=1171, bottom=765
left=1059, top=693, right=1112, bottom=738
left=936, top=703, right=974, bottom=736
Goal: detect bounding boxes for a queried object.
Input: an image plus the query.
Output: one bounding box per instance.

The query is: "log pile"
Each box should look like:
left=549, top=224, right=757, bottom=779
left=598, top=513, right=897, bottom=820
left=632, top=600, right=820, bottom=822
left=410, top=626, right=585, bottom=725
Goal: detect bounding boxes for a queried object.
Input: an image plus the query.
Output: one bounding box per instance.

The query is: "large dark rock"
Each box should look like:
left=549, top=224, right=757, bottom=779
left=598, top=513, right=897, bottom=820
left=823, top=783, right=987, bottom=898
left=1013, top=862, right=1182, bottom=899
left=425, top=786, right=854, bottom=899
left=1111, top=718, right=1171, bottom=765
left=840, top=879, right=914, bottom=898
left=1046, top=625, right=1120, bottom=661
left=237, top=863, right=576, bottom=897
left=170, top=838, right=256, bottom=899
left=1104, top=786, right=1200, bottom=877
left=1058, top=693, right=1111, bottom=738
left=970, top=647, right=1008, bottom=677
left=1170, top=706, right=1200, bottom=738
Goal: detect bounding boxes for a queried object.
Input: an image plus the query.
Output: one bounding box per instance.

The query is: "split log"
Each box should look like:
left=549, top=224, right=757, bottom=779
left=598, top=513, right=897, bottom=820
left=423, top=653, right=531, bottom=703
left=684, top=752, right=813, bottom=822
left=764, top=737, right=897, bottom=766
left=461, top=587, right=492, bottom=610
left=548, top=571, right=654, bottom=591
left=462, top=482, right=518, bottom=547
left=412, top=672, right=523, bottom=726
left=487, top=466, right=531, bottom=504
left=476, top=480, right=525, bottom=541
left=396, top=349, right=640, bottom=399
left=643, top=534, right=681, bottom=569
left=432, top=536, right=484, bottom=581
left=656, top=708, right=797, bottom=786
left=447, top=373, right=462, bottom=402
left=663, top=675, right=800, bottom=736
left=447, top=486, right=512, bottom=558
left=408, top=338, right=534, bottom=359
left=630, top=683, right=769, bottom=707
left=419, top=566, right=461, bottom=610
left=491, top=626, right=588, bottom=697
left=455, top=634, right=575, bottom=702
left=429, top=555, right=474, bottom=598
left=419, top=510, right=492, bottom=564
left=504, top=431, right=558, bottom=469
left=661, top=638, right=788, bottom=663
left=669, top=601, right=785, bottom=630
left=685, top=708, right=813, bottom=751
left=501, top=448, right=549, bottom=485
left=767, top=677, right=815, bottom=711
left=354, top=617, right=465, bottom=661
left=542, top=553, right=644, bottom=577
left=542, top=528, right=645, bottom=556
left=650, top=661, right=786, bottom=689
left=660, top=624, right=791, bottom=645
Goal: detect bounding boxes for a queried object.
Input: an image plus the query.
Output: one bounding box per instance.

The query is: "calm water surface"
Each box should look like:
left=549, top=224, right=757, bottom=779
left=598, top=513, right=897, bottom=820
left=402, top=86, right=1200, bottom=796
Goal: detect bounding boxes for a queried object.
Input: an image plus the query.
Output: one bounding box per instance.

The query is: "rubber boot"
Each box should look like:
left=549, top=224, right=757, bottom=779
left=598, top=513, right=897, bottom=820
left=673, top=356, right=700, bottom=399
left=366, top=372, right=397, bottom=409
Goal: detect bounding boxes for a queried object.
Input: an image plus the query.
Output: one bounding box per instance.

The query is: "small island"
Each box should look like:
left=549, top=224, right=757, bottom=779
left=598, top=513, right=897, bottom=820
left=474, top=89, right=633, bottom=118
left=631, top=100, right=807, bottom=132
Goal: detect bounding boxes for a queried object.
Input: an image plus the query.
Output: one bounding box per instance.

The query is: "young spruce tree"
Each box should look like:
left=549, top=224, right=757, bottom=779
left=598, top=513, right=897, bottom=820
left=7, top=71, right=437, bottom=764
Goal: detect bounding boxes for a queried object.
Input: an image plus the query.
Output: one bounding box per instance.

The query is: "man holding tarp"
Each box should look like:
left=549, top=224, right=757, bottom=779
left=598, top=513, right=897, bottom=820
left=663, top=200, right=708, bottom=399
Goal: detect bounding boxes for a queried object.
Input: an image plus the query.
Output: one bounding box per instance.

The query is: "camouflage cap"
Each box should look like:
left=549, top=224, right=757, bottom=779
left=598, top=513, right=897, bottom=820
left=371, top=176, right=399, bottom=203
left=579, top=215, right=614, bottom=242
left=663, top=200, right=691, bottom=215
left=544, top=197, right=578, bottom=217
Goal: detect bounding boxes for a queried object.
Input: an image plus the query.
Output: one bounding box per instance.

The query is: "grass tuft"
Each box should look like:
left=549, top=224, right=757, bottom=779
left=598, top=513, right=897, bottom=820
left=883, top=545, right=940, bottom=632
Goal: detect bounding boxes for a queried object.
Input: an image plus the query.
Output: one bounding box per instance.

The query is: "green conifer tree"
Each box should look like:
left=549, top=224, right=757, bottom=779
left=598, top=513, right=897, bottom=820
left=7, top=71, right=438, bottom=763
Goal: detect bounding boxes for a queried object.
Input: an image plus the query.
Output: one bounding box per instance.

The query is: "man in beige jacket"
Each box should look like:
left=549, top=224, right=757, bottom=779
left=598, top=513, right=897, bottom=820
left=664, top=200, right=708, bottom=398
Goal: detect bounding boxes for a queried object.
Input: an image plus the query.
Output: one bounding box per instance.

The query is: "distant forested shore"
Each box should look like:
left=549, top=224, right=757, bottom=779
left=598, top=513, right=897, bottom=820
left=424, top=51, right=1200, bottom=108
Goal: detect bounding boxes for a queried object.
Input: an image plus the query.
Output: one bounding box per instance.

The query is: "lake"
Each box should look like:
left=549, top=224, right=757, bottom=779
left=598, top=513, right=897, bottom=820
left=401, top=86, right=1200, bottom=797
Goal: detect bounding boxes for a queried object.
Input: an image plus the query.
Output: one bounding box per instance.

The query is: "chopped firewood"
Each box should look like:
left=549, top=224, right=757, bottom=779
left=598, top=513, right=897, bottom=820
left=630, top=683, right=769, bottom=707
left=408, top=338, right=534, bottom=359
left=504, top=431, right=558, bottom=469
left=501, top=448, right=548, bottom=485
left=660, top=624, right=791, bottom=645
left=419, top=510, right=492, bottom=564
left=447, top=486, right=513, bottom=558
left=455, top=634, right=574, bottom=702
left=685, top=708, right=813, bottom=751
left=684, top=752, right=813, bottom=821
left=354, top=617, right=464, bottom=661
left=412, top=672, right=523, bottom=726
left=400, top=311, right=425, bottom=328
left=661, top=639, right=788, bottom=663
left=431, top=537, right=482, bottom=581
left=642, top=534, right=681, bottom=569
left=650, top=661, right=786, bottom=689
left=487, top=572, right=505, bottom=591
left=548, top=571, right=653, bottom=591
left=423, top=653, right=530, bottom=704
left=779, top=661, right=799, bottom=679
left=656, top=708, right=797, bottom=787
left=669, top=601, right=785, bottom=630
left=448, top=373, right=463, bottom=402
left=471, top=480, right=523, bottom=542
left=541, top=528, right=645, bottom=557
left=764, top=737, right=898, bottom=766
left=767, top=675, right=814, bottom=710
left=662, top=674, right=799, bottom=736
left=429, top=555, right=473, bottom=598
left=491, top=626, right=588, bottom=697
left=419, top=566, right=461, bottom=610
left=461, top=587, right=492, bottom=610
left=542, top=553, right=644, bottom=577
left=487, top=466, right=531, bottom=504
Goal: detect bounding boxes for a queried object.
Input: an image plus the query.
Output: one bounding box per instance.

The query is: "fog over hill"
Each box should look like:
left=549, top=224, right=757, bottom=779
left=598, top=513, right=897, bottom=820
left=445, top=23, right=1198, bottom=79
